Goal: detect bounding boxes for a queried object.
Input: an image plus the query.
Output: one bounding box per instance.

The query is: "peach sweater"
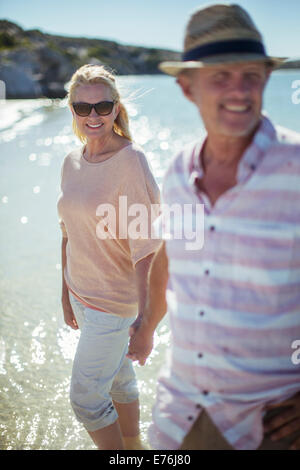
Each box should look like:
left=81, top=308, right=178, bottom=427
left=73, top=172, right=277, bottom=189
left=57, top=142, right=161, bottom=317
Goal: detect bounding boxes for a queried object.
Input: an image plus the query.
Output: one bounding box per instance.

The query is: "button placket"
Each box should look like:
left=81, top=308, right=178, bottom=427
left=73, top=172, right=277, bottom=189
left=203, top=261, right=213, bottom=276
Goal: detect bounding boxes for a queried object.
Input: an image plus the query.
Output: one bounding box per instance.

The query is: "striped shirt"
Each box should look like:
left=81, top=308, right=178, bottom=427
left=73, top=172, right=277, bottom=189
left=149, top=115, right=300, bottom=450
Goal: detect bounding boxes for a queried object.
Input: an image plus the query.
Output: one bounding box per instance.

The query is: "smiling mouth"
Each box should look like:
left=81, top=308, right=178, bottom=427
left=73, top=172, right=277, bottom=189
left=221, top=104, right=251, bottom=113
left=86, top=123, right=104, bottom=129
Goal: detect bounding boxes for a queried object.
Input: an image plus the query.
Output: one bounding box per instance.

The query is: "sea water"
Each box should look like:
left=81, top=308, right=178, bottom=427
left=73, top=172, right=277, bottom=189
left=0, top=72, right=299, bottom=450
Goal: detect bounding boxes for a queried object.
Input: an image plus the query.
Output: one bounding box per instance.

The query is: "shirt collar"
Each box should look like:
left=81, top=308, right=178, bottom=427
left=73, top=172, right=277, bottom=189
left=237, top=113, right=276, bottom=183
left=186, top=114, right=277, bottom=188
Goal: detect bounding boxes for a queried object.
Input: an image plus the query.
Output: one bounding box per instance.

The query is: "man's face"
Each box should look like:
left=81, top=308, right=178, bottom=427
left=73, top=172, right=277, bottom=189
left=178, top=62, right=270, bottom=138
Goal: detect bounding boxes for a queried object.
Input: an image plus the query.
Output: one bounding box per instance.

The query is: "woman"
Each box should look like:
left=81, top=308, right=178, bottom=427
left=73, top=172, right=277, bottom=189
left=57, top=64, right=160, bottom=450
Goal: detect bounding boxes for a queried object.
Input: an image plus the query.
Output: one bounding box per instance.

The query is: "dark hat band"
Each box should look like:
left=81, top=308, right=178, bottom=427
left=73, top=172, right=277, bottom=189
left=182, top=39, right=266, bottom=61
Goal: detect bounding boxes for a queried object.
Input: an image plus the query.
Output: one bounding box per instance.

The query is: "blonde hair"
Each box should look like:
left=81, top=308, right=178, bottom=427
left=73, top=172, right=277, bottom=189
left=67, top=64, right=132, bottom=143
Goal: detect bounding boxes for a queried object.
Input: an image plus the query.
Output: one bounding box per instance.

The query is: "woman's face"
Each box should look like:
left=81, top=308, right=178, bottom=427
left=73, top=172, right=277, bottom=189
left=71, top=83, right=120, bottom=141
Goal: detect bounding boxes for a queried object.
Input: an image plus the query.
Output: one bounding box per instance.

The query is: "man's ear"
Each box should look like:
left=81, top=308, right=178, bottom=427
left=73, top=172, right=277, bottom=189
left=176, top=73, right=194, bottom=102
left=264, top=66, right=272, bottom=86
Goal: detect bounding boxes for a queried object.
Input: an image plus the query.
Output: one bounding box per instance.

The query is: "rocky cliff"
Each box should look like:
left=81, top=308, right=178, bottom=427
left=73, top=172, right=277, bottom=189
left=0, top=20, right=181, bottom=98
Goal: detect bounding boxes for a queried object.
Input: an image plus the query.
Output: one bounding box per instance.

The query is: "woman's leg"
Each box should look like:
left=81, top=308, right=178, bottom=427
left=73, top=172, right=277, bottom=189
left=114, top=399, right=146, bottom=450
left=88, top=420, right=124, bottom=450
left=68, top=295, right=134, bottom=450
left=111, top=353, right=144, bottom=449
left=113, top=398, right=140, bottom=437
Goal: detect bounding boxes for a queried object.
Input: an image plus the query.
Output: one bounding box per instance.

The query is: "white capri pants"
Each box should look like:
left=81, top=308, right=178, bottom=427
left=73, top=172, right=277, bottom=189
left=69, top=292, right=139, bottom=432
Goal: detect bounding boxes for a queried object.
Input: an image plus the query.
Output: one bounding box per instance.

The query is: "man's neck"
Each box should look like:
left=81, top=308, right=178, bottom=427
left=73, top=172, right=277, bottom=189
left=196, top=132, right=257, bottom=207
left=202, top=129, right=257, bottom=171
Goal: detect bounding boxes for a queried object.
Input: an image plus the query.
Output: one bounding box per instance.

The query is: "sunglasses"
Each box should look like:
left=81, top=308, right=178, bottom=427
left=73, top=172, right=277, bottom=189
left=72, top=101, right=115, bottom=117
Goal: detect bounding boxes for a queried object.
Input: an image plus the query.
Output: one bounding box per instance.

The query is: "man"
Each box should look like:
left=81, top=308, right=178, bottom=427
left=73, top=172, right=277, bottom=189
left=127, top=4, right=300, bottom=450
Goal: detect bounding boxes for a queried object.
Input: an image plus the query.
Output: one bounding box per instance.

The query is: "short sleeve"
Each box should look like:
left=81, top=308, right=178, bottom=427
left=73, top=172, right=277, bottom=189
left=122, top=149, right=161, bottom=266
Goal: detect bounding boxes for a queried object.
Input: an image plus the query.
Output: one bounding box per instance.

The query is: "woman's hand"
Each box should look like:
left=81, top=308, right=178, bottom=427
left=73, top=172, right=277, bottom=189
left=127, top=318, right=154, bottom=366
left=263, top=392, right=300, bottom=450
left=62, top=295, right=78, bottom=330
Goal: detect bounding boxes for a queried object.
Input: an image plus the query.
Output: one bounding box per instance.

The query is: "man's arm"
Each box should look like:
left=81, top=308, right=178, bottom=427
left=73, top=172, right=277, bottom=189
left=127, top=241, right=169, bottom=365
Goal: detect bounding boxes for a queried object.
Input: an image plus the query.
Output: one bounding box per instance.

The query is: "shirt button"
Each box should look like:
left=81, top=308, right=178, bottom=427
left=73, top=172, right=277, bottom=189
left=196, top=404, right=202, bottom=409
left=199, top=310, right=204, bottom=316
left=202, top=390, right=209, bottom=396
left=187, top=416, right=194, bottom=421
left=209, top=225, right=215, bottom=232
left=198, top=353, right=203, bottom=358
left=204, top=269, right=210, bottom=276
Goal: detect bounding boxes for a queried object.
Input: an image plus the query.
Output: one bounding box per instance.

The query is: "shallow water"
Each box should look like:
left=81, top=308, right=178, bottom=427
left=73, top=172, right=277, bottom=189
left=0, top=73, right=299, bottom=449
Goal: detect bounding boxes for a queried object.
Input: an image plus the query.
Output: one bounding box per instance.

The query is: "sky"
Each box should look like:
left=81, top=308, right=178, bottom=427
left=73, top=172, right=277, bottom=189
left=1, top=0, right=300, bottom=58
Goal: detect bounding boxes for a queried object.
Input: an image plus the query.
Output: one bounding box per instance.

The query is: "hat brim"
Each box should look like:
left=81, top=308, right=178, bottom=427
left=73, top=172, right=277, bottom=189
left=159, top=54, right=287, bottom=76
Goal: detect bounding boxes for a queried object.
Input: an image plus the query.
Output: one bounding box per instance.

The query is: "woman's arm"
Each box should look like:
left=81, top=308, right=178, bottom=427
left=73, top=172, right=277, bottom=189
left=61, top=237, right=78, bottom=330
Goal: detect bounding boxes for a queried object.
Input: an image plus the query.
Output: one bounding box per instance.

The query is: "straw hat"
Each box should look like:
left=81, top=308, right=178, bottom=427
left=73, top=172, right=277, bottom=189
left=159, top=3, right=286, bottom=76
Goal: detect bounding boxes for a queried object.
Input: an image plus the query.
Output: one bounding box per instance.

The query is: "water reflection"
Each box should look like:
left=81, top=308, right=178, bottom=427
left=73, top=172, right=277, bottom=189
left=0, top=339, right=6, bottom=375
left=57, top=326, right=80, bottom=362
